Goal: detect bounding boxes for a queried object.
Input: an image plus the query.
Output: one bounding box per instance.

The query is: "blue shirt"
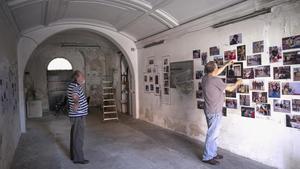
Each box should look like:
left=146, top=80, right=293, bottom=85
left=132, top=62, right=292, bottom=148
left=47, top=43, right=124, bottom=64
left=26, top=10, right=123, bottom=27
left=67, top=81, right=88, bottom=117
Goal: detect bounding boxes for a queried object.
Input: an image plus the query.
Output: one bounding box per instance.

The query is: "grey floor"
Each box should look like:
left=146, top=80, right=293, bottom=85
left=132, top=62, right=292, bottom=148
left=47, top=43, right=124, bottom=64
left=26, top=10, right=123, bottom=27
left=11, top=109, right=275, bottom=169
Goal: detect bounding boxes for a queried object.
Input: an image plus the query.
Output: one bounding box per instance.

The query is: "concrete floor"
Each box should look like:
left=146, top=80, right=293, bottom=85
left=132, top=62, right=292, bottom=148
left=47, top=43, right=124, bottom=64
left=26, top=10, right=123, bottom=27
left=11, top=109, right=275, bottom=169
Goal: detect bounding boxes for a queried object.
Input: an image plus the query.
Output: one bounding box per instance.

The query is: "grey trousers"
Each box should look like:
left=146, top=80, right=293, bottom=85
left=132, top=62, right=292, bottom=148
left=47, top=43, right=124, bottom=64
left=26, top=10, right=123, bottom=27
left=70, top=116, right=86, bottom=162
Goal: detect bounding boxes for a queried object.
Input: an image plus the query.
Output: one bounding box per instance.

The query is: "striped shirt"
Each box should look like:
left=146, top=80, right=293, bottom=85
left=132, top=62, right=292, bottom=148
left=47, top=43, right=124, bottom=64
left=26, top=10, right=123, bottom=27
left=67, top=81, right=88, bottom=117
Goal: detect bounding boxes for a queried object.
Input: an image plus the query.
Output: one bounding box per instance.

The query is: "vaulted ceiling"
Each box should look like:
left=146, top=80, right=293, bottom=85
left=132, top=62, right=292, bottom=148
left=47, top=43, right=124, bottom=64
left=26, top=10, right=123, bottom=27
left=1, top=0, right=289, bottom=41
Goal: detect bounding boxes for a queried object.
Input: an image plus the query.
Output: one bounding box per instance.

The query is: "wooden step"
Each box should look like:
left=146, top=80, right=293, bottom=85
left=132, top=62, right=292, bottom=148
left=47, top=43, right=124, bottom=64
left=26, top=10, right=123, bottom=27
left=103, top=99, right=115, bottom=101
left=103, top=105, right=116, bottom=108
left=103, top=117, right=118, bottom=121
left=103, top=93, right=114, bottom=95
left=103, top=111, right=117, bottom=115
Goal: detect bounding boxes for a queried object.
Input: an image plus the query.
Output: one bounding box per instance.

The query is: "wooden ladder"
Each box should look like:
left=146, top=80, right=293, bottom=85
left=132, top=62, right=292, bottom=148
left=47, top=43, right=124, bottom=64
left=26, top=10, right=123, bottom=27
left=102, top=78, right=118, bottom=121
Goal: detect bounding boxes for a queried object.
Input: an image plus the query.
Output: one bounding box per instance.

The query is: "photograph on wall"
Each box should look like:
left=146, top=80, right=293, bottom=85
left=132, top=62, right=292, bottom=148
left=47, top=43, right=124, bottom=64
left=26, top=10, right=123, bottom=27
left=237, top=45, right=246, bottom=61
left=286, top=114, right=300, bottom=129
left=283, top=51, right=300, bottom=65
left=226, top=78, right=237, bottom=84
left=273, top=66, right=291, bottom=79
left=240, top=95, right=250, bottom=106
left=145, top=85, right=149, bottom=92
left=237, top=84, right=249, bottom=93
left=147, top=67, right=152, bottom=73
left=269, top=46, right=282, bottom=63
left=247, top=54, right=262, bottom=66
left=193, top=49, right=201, bottom=59
left=164, top=58, right=169, bottom=65
left=222, top=107, right=227, bottom=116
left=294, top=68, right=300, bottom=81
left=252, top=92, right=268, bottom=104
left=195, top=70, right=204, bottom=79
left=268, top=81, right=280, bottom=98
left=251, top=80, right=265, bottom=90
left=282, top=35, right=300, bottom=50
left=241, top=107, right=255, bottom=118
left=282, top=82, right=300, bottom=95
left=170, top=61, right=194, bottom=93
left=164, top=80, right=169, bottom=87
left=155, top=86, right=161, bottom=96
left=201, top=52, right=208, bottom=65
left=256, top=104, right=271, bottom=117
left=214, top=56, right=224, bottom=66
left=150, top=84, right=154, bottom=92
left=224, top=50, right=236, bottom=61
left=149, top=58, right=154, bottom=65
left=196, top=90, right=203, bottom=99
left=210, top=46, right=220, bottom=56
left=242, top=68, right=254, bottom=79
left=155, top=74, right=159, bottom=85
left=274, top=99, right=291, bottom=113
left=253, top=40, right=264, bottom=53
left=164, top=73, right=169, bottom=80
left=164, top=88, right=169, bottom=95
left=197, top=100, right=205, bottom=109
left=292, top=99, right=300, bottom=112
left=149, top=75, right=154, bottom=83
left=144, top=75, right=148, bottom=82
left=198, top=81, right=202, bottom=90
left=230, top=33, right=242, bottom=45
left=226, top=62, right=243, bottom=78
left=254, top=66, right=270, bottom=77
left=226, top=89, right=237, bottom=98
left=164, top=66, right=169, bottom=73
left=226, top=99, right=237, bottom=109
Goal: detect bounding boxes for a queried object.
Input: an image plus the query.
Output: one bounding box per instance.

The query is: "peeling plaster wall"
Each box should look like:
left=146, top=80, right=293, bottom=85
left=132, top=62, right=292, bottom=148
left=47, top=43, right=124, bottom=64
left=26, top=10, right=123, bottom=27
left=0, top=8, right=20, bottom=169
left=137, top=3, right=300, bottom=169
left=25, top=32, right=122, bottom=111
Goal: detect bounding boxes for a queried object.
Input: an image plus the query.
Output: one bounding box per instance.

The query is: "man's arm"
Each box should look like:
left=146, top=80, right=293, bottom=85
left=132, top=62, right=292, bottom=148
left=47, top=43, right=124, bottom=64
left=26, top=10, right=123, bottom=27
left=216, top=60, right=234, bottom=76
left=72, top=94, right=79, bottom=112
left=225, top=79, right=242, bottom=92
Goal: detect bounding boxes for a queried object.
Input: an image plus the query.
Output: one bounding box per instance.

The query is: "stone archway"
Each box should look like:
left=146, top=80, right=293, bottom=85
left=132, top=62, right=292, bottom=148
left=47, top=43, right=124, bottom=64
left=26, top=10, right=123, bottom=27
left=17, top=23, right=139, bottom=132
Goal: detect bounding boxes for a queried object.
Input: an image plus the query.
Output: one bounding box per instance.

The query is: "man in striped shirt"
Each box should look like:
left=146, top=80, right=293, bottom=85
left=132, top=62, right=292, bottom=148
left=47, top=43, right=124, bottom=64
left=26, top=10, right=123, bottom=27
left=67, top=70, right=89, bottom=164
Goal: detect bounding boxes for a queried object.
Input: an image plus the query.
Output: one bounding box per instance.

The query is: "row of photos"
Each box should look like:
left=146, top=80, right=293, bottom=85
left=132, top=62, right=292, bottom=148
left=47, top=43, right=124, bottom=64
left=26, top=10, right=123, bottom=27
left=195, top=34, right=300, bottom=130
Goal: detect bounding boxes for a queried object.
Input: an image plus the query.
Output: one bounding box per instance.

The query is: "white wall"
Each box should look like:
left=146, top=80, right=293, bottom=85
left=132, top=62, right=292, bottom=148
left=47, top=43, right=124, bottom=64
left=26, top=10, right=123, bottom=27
left=0, top=7, right=21, bottom=169
left=137, top=2, right=300, bottom=169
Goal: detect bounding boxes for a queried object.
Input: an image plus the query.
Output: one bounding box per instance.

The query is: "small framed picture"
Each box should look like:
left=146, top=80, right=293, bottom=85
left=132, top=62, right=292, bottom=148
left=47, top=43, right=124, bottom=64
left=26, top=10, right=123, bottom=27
left=227, top=62, right=243, bottom=78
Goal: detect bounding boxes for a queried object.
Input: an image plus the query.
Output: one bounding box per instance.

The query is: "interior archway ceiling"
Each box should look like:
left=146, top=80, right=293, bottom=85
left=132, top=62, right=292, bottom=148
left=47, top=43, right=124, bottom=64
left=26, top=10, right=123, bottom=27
left=3, top=0, right=285, bottom=41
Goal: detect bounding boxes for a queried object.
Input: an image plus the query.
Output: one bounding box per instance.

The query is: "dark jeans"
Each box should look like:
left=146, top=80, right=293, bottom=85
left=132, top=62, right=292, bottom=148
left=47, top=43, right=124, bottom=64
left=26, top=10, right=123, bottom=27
left=70, top=116, right=86, bottom=161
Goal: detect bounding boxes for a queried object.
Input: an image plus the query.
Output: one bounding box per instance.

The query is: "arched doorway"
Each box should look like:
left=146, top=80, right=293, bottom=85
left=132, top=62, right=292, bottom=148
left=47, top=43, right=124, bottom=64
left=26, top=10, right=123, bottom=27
left=20, top=29, right=136, bottom=130
left=46, top=58, right=73, bottom=112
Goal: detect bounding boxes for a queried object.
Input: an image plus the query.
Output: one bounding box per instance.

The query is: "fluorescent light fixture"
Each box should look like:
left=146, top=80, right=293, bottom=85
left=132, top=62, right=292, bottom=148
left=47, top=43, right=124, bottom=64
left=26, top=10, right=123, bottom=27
left=212, top=8, right=271, bottom=28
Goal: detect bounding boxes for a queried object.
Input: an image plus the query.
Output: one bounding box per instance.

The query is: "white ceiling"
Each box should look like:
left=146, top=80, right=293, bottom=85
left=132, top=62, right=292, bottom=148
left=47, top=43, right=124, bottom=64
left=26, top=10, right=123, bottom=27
left=1, top=0, right=287, bottom=41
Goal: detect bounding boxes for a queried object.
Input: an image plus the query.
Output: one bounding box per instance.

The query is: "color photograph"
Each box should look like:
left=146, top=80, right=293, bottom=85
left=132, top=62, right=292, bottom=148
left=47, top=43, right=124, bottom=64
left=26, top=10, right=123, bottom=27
left=282, top=35, right=300, bottom=50
left=224, top=50, right=236, bottom=61
left=292, top=99, right=300, bottom=112
left=283, top=51, right=300, bottom=65
left=214, top=56, right=223, bottom=66
left=226, top=90, right=237, bottom=98
left=253, top=40, right=264, bottom=53
left=252, top=92, right=268, bottom=103
left=247, top=54, right=261, bottom=66
left=237, top=45, right=246, bottom=61
left=274, top=99, right=291, bottom=113
left=230, top=33, right=242, bottom=45
left=240, top=95, right=250, bottom=106
left=237, top=84, right=249, bottom=93
left=226, top=99, right=237, bottom=109
left=195, top=70, right=204, bottom=79
left=210, top=46, right=220, bottom=56
left=282, top=82, right=300, bottom=95
left=254, top=66, right=270, bottom=77
left=294, top=68, right=300, bottom=81
left=241, top=107, right=255, bottom=118
left=268, top=81, right=280, bottom=98
left=243, top=68, right=254, bottom=79
left=193, top=49, right=201, bottom=59
left=269, top=46, right=282, bottom=63
left=273, top=66, right=291, bottom=79
left=201, top=52, right=208, bottom=65
left=286, top=114, right=300, bottom=129
left=256, top=104, right=271, bottom=116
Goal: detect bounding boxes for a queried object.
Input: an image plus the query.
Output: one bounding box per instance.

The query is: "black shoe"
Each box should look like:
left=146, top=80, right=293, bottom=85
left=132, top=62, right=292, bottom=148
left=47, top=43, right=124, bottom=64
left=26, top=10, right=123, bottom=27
left=73, top=160, right=89, bottom=164
left=214, top=154, right=223, bottom=160
left=202, top=159, right=220, bottom=165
